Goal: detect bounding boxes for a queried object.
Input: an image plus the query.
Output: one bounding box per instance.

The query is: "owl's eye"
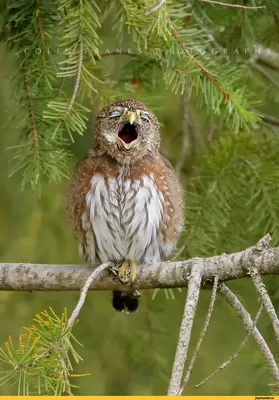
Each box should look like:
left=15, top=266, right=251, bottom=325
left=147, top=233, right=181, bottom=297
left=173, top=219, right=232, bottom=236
left=140, top=111, right=150, bottom=122
left=108, top=109, right=122, bottom=119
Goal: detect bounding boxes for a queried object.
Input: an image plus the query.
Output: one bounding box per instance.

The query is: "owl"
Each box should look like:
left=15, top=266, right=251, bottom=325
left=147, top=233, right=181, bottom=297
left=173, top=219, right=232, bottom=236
left=67, top=99, right=184, bottom=312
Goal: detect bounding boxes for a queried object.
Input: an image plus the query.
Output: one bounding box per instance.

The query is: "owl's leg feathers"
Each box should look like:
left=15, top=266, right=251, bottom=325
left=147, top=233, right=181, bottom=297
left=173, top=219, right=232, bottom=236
left=112, top=290, right=141, bottom=313
left=118, top=261, right=137, bottom=283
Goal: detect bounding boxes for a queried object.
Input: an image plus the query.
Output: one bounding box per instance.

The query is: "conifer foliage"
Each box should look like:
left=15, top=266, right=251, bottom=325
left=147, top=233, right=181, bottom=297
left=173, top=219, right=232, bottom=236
left=1, top=0, right=269, bottom=189
left=1, top=0, right=279, bottom=395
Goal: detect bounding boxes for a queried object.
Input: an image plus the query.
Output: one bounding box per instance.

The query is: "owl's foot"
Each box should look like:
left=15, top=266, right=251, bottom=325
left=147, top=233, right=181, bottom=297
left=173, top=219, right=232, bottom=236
left=118, top=261, right=137, bottom=284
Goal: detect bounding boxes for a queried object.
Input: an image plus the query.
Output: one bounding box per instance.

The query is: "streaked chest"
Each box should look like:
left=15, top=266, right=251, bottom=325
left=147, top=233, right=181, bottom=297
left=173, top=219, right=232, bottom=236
left=84, top=170, right=168, bottom=263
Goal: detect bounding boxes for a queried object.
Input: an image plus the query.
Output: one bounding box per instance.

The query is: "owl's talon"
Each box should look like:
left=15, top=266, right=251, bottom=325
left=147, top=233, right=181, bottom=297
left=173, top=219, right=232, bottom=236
left=130, top=262, right=137, bottom=282
left=118, top=261, right=137, bottom=284
left=118, top=261, right=130, bottom=283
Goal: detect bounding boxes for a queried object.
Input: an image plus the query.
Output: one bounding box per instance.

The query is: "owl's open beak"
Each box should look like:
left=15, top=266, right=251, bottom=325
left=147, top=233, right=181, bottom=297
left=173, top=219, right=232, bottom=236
left=118, top=121, right=139, bottom=150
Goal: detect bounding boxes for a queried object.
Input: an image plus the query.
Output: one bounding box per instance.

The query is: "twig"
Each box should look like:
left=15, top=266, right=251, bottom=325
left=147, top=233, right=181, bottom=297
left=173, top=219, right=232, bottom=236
left=29, top=263, right=113, bottom=396
left=23, top=72, right=40, bottom=168
left=179, top=276, right=219, bottom=394
left=66, top=262, right=113, bottom=330
left=248, top=62, right=279, bottom=91
left=61, top=358, right=73, bottom=396
left=36, top=8, right=46, bottom=54
left=65, top=42, right=83, bottom=116
left=249, top=268, right=279, bottom=345
left=219, top=283, right=279, bottom=385
left=250, top=109, right=279, bottom=127
left=145, top=0, right=166, bottom=15
left=167, top=261, right=203, bottom=396
left=200, top=0, right=265, bottom=9
left=254, top=44, right=279, bottom=70
left=195, top=303, right=263, bottom=388
left=27, top=262, right=113, bottom=368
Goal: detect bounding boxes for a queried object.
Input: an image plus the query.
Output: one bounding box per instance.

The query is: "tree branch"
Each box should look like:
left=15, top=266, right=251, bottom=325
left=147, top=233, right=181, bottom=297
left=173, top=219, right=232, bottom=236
left=195, top=303, right=263, bottom=388
left=1, top=235, right=279, bottom=292
left=219, top=283, right=279, bottom=385
left=251, top=109, right=279, bottom=127
left=179, top=276, right=219, bottom=394
left=66, top=262, right=113, bottom=330
left=249, top=268, right=279, bottom=345
left=200, top=0, right=266, bottom=9
left=254, top=44, right=279, bottom=70
left=167, top=261, right=203, bottom=396
left=145, top=0, right=166, bottom=15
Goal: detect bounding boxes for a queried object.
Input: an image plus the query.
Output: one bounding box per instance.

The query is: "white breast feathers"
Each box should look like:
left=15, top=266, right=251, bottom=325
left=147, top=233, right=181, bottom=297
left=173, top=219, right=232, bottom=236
left=82, top=174, right=170, bottom=264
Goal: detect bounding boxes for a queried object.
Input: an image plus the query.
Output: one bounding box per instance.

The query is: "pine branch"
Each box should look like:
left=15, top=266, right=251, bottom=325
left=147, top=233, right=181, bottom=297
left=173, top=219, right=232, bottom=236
left=0, top=308, right=84, bottom=395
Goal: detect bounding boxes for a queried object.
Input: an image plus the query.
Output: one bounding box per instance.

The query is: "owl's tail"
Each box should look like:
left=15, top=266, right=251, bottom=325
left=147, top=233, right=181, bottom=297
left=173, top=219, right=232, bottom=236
left=112, top=291, right=139, bottom=312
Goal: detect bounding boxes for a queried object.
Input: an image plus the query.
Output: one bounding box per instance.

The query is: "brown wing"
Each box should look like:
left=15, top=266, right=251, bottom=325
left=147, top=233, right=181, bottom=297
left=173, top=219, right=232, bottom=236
left=159, top=153, right=185, bottom=248
left=67, top=154, right=98, bottom=264
left=67, top=152, right=121, bottom=264
left=160, top=153, right=184, bottom=222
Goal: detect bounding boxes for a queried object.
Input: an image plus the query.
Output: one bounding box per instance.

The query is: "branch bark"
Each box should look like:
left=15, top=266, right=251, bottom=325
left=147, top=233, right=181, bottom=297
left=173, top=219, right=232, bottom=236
left=219, top=283, right=279, bottom=385
left=254, top=44, right=279, bottom=70
left=1, top=235, right=279, bottom=292
left=167, top=261, right=203, bottom=395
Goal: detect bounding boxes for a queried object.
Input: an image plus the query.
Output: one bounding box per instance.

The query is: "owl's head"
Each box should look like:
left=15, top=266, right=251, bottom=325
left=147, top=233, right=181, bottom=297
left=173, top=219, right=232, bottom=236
left=93, top=99, right=160, bottom=162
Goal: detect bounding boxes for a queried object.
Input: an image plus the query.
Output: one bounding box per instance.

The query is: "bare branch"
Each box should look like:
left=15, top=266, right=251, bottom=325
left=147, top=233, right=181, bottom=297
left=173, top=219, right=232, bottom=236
left=196, top=303, right=263, bottom=388
left=200, top=0, right=266, bottom=9
left=219, top=283, right=279, bottom=385
left=251, top=109, right=279, bottom=127
left=249, top=268, right=279, bottom=345
left=167, top=261, right=203, bottom=396
left=254, top=44, right=279, bottom=70
left=248, top=62, right=279, bottom=91
left=179, top=276, right=219, bottom=394
left=66, top=262, right=113, bottom=330
left=145, top=0, right=166, bottom=15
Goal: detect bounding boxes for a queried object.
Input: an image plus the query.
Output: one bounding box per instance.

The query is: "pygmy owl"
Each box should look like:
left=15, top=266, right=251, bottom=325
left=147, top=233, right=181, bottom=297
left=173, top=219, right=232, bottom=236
left=67, top=99, right=184, bottom=312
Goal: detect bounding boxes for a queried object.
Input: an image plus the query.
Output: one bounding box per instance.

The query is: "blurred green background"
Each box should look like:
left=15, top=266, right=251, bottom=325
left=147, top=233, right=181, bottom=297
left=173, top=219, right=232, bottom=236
left=1, top=1, right=279, bottom=395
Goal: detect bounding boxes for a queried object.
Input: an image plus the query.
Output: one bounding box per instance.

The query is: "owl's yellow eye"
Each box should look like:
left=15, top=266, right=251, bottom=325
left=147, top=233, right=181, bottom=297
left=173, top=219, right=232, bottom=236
left=109, top=109, right=122, bottom=118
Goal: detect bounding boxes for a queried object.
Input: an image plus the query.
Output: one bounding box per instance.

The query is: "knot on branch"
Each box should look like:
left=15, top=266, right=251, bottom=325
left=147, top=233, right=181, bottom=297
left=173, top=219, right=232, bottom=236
left=181, top=258, right=203, bottom=282
left=243, top=233, right=272, bottom=275
left=254, top=234, right=272, bottom=252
